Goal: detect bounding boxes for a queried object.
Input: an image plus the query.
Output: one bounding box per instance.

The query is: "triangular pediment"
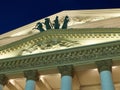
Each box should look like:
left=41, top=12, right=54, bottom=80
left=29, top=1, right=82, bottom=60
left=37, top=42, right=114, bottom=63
left=0, top=28, right=120, bottom=59
left=0, top=8, right=120, bottom=59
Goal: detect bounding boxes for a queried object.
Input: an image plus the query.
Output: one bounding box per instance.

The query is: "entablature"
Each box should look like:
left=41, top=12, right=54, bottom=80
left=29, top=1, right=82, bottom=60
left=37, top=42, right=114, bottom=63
left=0, top=39, right=120, bottom=76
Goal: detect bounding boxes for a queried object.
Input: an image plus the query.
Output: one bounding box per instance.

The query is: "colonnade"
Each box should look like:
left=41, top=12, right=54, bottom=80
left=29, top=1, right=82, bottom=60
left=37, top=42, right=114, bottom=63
left=0, top=60, right=115, bottom=90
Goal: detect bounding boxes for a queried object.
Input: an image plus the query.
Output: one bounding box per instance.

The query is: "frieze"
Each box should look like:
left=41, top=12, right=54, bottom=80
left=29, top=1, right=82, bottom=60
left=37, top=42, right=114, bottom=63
left=0, top=40, right=120, bottom=74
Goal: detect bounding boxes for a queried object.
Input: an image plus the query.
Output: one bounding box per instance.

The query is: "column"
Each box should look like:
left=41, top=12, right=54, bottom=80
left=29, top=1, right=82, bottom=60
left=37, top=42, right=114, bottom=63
left=96, top=60, right=115, bottom=90
left=0, top=74, right=8, bottom=90
left=24, top=70, right=39, bottom=90
left=58, top=65, right=73, bottom=90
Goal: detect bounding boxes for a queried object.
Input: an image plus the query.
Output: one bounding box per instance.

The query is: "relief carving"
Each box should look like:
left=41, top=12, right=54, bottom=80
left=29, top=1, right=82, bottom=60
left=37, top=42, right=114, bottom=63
left=0, top=40, right=120, bottom=74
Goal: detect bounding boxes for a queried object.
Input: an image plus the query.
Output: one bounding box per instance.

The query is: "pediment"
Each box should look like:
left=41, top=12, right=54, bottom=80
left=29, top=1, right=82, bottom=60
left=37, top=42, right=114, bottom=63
left=0, top=8, right=120, bottom=59
left=1, top=28, right=120, bottom=59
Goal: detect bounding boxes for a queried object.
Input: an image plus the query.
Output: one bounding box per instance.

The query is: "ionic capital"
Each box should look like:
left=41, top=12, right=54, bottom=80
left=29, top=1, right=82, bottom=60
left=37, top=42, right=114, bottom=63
left=0, top=74, right=8, bottom=86
left=24, top=70, right=39, bottom=81
left=96, top=60, right=112, bottom=73
left=58, top=65, right=74, bottom=77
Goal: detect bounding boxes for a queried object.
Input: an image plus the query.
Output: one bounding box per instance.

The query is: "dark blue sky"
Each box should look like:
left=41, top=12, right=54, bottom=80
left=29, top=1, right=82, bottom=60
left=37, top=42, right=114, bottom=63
left=0, top=0, right=120, bottom=34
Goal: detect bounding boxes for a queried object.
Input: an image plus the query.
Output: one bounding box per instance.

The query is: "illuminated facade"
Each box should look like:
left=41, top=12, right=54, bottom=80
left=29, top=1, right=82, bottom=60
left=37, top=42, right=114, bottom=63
left=0, top=8, right=120, bottom=90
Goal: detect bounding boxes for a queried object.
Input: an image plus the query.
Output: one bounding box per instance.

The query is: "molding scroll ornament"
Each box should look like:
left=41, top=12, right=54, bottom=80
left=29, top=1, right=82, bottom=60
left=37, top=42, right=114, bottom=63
left=96, top=60, right=112, bottom=73
left=19, top=38, right=80, bottom=56
left=0, top=74, right=8, bottom=86
left=24, top=70, right=39, bottom=81
left=58, top=65, right=73, bottom=77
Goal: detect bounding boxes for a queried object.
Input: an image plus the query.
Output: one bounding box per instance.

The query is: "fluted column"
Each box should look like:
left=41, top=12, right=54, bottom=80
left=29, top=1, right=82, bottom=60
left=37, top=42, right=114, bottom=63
left=0, top=74, right=8, bottom=90
left=24, top=70, right=39, bottom=90
left=58, top=65, right=73, bottom=90
left=96, top=60, right=115, bottom=90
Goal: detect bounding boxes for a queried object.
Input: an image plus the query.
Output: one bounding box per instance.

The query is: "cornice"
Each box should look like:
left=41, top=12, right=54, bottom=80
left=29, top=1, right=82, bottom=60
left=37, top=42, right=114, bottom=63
left=0, top=39, right=120, bottom=74
left=0, top=28, right=120, bottom=56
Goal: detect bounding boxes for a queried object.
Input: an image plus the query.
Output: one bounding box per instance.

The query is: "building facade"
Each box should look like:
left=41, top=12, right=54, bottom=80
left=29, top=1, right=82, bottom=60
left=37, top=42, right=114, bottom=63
left=0, top=8, right=120, bottom=90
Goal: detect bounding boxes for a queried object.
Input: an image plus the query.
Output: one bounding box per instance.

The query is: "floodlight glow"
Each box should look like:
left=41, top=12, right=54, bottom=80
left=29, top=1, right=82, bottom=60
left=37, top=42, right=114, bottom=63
left=9, top=79, right=15, bottom=85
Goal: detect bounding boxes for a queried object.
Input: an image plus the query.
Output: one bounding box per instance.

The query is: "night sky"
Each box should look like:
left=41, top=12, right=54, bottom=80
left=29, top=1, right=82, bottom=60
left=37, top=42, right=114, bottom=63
left=0, top=0, right=120, bottom=34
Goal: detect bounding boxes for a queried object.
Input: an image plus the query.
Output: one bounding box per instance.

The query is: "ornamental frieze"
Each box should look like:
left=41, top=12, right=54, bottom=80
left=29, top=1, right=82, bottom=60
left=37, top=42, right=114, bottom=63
left=0, top=40, right=120, bottom=74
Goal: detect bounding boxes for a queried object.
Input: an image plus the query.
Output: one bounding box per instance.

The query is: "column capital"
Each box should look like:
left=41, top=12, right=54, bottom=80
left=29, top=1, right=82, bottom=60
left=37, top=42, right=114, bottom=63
left=58, top=65, right=73, bottom=77
left=96, top=60, right=112, bottom=73
left=24, top=70, right=39, bottom=81
left=0, top=74, right=8, bottom=86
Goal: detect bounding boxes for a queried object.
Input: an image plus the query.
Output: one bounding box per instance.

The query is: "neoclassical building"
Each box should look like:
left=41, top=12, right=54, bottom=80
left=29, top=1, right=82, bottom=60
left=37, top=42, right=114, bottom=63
left=0, top=8, right=120, bottom=90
